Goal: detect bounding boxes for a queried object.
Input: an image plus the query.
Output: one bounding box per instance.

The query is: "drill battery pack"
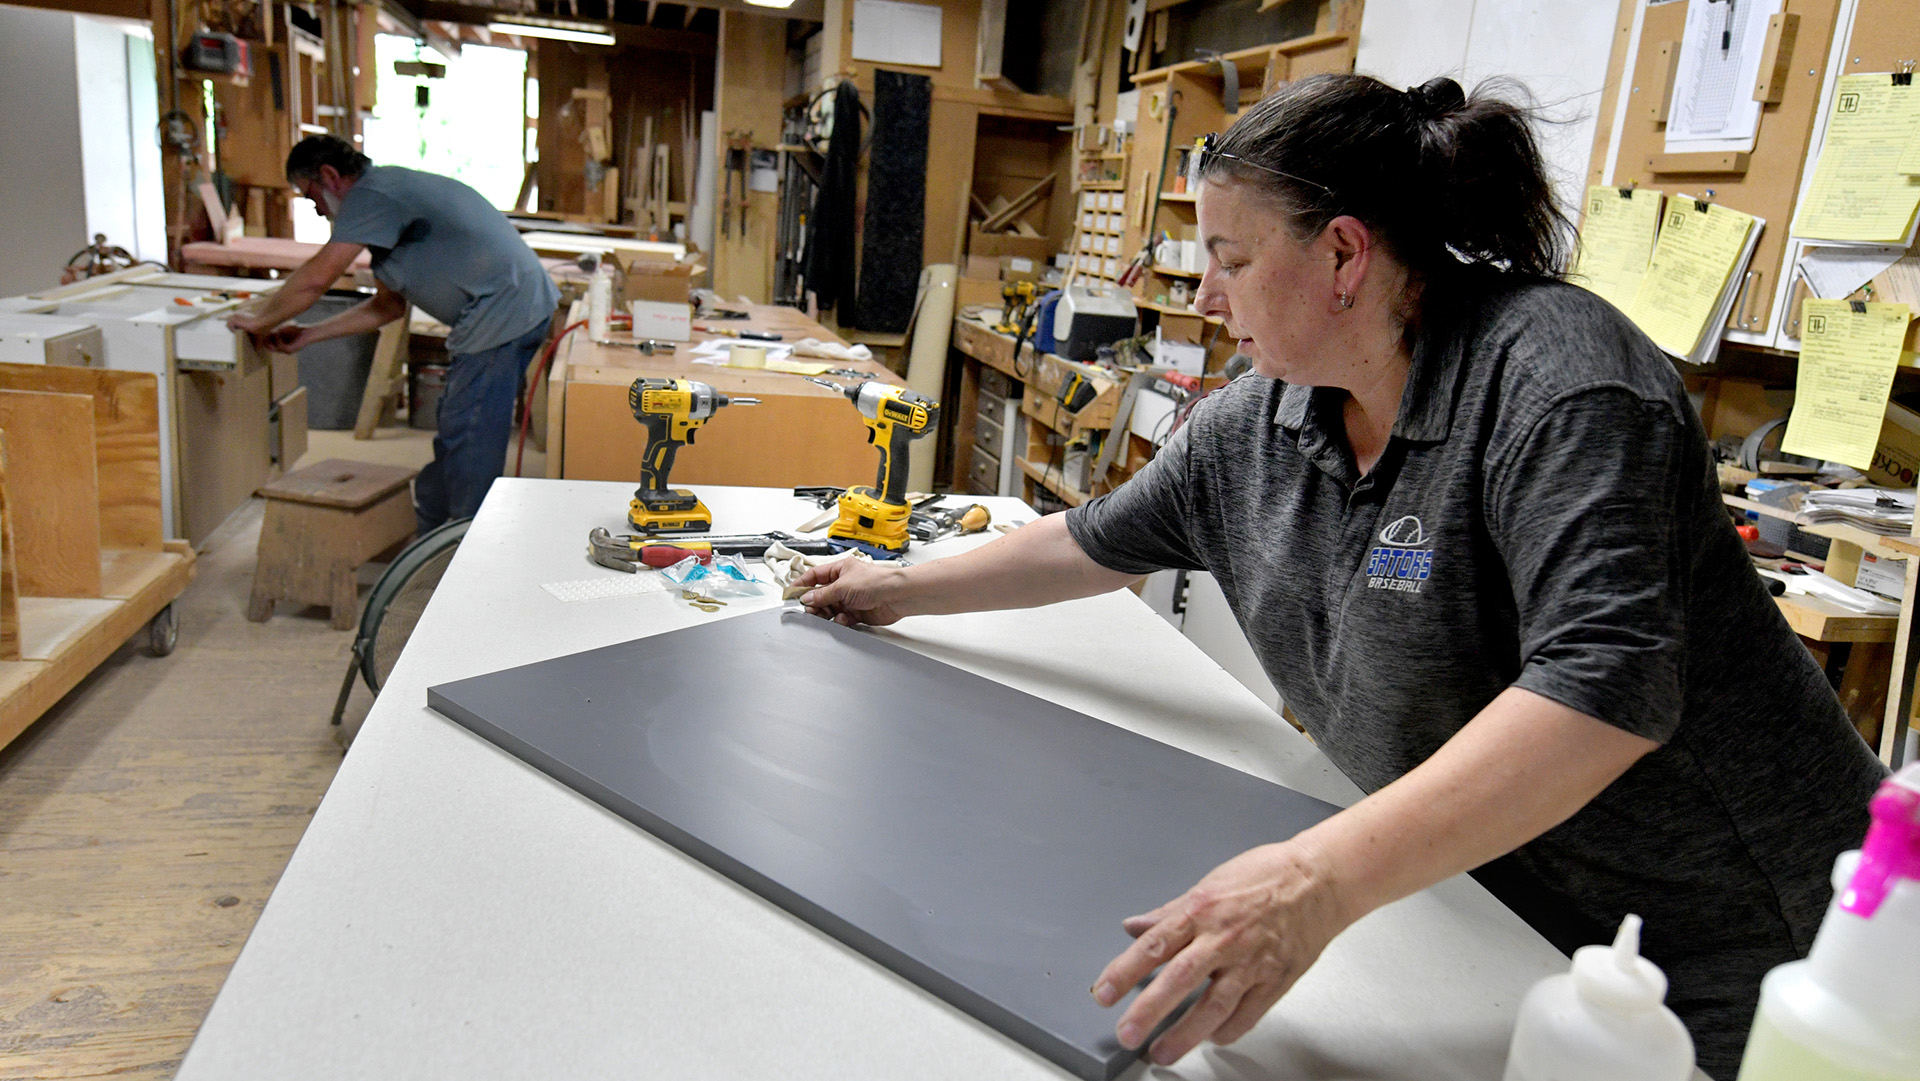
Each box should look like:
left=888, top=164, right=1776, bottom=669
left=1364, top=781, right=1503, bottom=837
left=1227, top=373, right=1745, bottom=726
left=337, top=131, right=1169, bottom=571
left=628, top=487, right=712, bottom=533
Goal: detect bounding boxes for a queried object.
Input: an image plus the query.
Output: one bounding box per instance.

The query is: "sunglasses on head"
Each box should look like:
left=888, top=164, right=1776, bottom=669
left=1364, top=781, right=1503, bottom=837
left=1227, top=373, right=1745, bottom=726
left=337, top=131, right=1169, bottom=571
left=1195, top=133, right=1335, bottom=199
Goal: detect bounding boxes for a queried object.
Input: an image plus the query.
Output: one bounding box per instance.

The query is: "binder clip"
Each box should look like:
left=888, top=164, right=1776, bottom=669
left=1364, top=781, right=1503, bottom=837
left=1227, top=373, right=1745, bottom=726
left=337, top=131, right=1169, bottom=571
left=1894, top=61, right=1914, bottom=88
left=1617, top=180, right=1638, bottom=199
left=1851, top=299, right=1869, bottom=313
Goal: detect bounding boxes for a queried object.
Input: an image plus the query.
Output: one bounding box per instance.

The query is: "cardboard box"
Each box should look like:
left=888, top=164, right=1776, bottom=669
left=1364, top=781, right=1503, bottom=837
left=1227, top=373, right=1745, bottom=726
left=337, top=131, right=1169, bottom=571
left=616, top=252, right=699, bottom=306
left=964, top=254, right=1000, bottom=280
left=1871, top=400, right=1920, bottom=488
left=999, top=255, right=1039, bottom=283
left=1857, top=549, right=1907, bottom=600
left=1158, top=312, right=1206, bottom=345
left=969, top=226, right=1054, bottom=264
left=629, top=300, right=691, bottom=341
left=957, top=278, right=1003, bottom=309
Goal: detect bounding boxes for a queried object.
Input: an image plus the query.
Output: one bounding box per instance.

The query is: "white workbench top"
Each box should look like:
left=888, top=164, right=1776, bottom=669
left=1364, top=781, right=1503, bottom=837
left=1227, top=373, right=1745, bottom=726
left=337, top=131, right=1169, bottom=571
left=175, top=480, right=1574, bottom=1081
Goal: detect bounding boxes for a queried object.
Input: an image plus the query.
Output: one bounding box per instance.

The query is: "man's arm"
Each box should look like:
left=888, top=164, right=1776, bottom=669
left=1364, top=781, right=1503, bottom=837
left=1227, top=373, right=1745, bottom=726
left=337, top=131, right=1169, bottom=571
left=1093, top=686, right=1658, bottom=1066
left=259, top=284, right=407, bottom=353
left=227, top=241, right=365, bottom=335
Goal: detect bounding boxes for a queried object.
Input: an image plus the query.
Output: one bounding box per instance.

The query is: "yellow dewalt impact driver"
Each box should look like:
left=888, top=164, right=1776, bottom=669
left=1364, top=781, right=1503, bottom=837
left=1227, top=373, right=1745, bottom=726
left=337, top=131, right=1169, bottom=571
left=810, top=379, right=939, bottom=553
left=627, top=377, right=759, bottom=532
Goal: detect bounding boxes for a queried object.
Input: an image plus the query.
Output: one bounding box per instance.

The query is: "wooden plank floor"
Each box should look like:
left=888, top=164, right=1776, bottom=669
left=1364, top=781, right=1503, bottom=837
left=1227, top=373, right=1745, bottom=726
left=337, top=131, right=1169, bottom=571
left=0, top=424, right=483, bottom=1079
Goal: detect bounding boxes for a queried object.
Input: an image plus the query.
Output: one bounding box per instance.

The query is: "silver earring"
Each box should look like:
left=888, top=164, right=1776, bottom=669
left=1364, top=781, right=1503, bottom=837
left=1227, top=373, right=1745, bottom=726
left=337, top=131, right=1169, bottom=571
left=1337, top=292, right=1353, bottom=310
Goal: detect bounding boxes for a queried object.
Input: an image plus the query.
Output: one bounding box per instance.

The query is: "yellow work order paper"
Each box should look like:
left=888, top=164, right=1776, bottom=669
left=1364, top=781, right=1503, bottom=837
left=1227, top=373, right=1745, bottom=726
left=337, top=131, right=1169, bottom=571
left=1625, top=196, right=1755, bottom=357
left=1569, top=186, right=1664, bottom=312
left=1792, top=75, right=1920, bottom=244
left=1782, top=300, right=1914, bottom=469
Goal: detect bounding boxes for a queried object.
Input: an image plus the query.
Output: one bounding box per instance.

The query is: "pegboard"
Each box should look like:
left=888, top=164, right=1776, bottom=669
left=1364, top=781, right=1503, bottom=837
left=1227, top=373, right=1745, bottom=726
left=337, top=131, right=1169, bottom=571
left=1598, top=0, right=1844, bottom=340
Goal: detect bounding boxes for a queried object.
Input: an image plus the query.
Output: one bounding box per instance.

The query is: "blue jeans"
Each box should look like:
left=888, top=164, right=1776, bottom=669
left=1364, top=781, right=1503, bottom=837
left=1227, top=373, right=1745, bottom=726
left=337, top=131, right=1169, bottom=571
left=414, top=318, right=549, bottom=534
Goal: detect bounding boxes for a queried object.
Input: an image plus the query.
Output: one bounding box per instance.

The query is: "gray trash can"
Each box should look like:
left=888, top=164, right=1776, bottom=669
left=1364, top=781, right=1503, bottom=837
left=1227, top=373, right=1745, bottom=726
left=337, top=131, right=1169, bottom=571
left=294, top=292, right=383, bottom=430
left=410, top=363, right=449, bottom=430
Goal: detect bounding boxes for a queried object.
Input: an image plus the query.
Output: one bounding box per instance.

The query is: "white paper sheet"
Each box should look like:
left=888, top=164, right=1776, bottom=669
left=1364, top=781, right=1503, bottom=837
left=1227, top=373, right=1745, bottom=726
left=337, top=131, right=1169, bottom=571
left=687, top=338, right=796, bottom=365
left=1665, top=0, right=1782, bottom=154
left=1799, top=246, right=1908, bottom=299
left=850, top=0, right=942, bottom=68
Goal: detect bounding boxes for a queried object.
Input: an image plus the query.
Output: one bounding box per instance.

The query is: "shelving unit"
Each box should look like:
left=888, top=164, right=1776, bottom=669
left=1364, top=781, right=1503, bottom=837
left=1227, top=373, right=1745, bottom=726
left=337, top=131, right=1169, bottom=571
left=1122, top=26, right=1357, bottom=324
left=1070, top=186, right=1132, bottom=285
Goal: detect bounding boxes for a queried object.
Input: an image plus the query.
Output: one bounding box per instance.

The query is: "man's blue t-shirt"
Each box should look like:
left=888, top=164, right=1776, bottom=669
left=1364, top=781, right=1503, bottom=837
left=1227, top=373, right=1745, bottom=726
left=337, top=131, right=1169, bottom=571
left=329, top=166, right=558, bottom=355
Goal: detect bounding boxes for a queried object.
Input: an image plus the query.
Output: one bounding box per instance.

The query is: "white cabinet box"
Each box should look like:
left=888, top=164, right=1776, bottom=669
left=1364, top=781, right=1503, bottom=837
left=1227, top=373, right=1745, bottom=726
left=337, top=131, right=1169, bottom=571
left=4, top=268, right=287, bottom=542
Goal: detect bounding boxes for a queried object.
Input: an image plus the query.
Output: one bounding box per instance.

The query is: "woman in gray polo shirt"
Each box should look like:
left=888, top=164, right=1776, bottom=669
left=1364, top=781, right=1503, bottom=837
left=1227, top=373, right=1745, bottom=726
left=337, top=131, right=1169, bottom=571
left=798, top=75, right=1890, bottom=1077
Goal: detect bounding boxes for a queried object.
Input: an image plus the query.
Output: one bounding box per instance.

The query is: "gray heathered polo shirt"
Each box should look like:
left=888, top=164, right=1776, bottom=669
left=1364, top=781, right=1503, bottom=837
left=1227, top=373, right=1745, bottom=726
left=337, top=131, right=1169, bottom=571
left=1065, top=276, right=1887, bottom=1073
left=330, top=166, right=559, bottom=356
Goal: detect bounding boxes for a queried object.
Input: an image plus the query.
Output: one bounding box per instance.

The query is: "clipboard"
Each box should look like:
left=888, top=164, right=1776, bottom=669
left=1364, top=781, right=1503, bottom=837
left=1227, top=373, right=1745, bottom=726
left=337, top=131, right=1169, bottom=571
left=1591, top=0, right=1847, bottom=340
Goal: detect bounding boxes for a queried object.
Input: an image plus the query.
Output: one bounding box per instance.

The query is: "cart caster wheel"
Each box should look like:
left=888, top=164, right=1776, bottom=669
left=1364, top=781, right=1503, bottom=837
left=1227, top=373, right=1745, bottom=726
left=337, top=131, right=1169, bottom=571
left=147, top=604, right=178, bottom=657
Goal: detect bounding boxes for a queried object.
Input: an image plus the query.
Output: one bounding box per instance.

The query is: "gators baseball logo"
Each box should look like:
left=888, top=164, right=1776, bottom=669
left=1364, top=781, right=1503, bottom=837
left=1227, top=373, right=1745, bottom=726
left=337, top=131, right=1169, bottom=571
left=1364, top=515, right=1433, bottom=594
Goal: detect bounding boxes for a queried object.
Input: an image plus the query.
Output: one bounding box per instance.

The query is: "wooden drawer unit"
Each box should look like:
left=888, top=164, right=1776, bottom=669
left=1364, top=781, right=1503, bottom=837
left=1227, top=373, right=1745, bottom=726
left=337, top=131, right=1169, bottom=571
left=967, top=443, right=1002, bottom=496
left=974, top=408, right=1004, bottom=458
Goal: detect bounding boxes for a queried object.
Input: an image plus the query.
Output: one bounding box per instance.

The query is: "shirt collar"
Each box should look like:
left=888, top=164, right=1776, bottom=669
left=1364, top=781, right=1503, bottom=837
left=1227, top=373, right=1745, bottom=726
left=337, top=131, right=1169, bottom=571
left=1389, top=313, right=1467, bottom=444
left=1275, top=382, right=1312, bottom=429
left=1270, top=325, right=1463, bottom=442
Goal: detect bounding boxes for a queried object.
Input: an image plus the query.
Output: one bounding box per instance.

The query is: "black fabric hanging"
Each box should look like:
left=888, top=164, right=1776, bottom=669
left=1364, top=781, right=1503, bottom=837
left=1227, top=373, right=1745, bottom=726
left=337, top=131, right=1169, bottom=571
left=804, top=81, right=863, bottom=316
left=852, top=69, right=930, bottom=333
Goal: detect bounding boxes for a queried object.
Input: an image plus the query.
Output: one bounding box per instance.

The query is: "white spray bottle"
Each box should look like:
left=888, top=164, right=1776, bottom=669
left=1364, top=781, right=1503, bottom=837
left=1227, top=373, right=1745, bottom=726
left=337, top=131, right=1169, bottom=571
left=1502, top=913, right=1695, bottom=1081
left=1734, top=763, right=1920, bottom=1081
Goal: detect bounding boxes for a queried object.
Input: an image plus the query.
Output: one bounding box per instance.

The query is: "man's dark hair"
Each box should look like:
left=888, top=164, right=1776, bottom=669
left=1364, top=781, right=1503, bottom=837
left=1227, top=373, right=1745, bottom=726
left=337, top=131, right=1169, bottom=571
left=285, top=134, right=372, bottom=184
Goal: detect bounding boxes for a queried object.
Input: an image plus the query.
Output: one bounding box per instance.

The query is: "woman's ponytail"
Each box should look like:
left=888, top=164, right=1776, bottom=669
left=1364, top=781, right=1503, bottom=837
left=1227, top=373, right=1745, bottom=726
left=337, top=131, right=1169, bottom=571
left=1412, top=77, right=1571, bottom=279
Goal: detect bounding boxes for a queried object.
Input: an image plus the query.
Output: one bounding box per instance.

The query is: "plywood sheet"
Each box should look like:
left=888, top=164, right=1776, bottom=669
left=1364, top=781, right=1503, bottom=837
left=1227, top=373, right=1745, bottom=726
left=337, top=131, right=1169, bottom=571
left=0, top=363, right=162, bottom=551
left=428, top=609, right=1341, bottom=1081
left=176, top=363, right=272, bottom=547
left=16, top=597, right=119, bottom=662
left=0, top=390, right=101, bottom=598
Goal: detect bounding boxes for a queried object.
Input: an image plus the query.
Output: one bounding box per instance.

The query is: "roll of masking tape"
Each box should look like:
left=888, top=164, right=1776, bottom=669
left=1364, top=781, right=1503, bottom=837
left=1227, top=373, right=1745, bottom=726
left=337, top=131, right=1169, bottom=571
left=729, top=343, right=767, bottom=368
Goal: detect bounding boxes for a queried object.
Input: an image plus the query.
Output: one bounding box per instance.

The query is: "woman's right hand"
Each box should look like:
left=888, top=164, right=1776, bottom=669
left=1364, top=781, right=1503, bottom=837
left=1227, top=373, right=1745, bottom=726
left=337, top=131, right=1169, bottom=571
left=795, top=559, right=913, bottom=627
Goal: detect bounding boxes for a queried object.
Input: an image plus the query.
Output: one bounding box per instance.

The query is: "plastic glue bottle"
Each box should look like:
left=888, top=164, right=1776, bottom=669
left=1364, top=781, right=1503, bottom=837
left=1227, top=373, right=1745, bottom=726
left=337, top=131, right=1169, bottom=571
left=587, top=261, right=613, bottom=342
left=1734, top=763, right=1920, bottom=1081
left=1502, top=913, right=1695, bottom=1081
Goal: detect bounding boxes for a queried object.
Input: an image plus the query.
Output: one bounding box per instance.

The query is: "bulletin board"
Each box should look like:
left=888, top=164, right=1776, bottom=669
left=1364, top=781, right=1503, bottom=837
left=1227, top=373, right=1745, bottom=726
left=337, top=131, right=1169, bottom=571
left=1594, top=0, right=1844, bottom=340
left=1836, top=0, right=1920, bottom=84
left=1782, top=0, right=1920, bottom=350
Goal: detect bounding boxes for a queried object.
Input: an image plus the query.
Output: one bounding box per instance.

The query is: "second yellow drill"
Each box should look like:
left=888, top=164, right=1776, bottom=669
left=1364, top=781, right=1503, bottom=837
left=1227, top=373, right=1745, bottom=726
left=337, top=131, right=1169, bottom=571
left=811, top=379, right=939, bottom=553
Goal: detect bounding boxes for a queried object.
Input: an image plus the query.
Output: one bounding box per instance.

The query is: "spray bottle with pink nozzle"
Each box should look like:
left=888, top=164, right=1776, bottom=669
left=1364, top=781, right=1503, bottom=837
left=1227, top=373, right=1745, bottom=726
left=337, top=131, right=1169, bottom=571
left=1735, top=763, right=1920, bottom=1081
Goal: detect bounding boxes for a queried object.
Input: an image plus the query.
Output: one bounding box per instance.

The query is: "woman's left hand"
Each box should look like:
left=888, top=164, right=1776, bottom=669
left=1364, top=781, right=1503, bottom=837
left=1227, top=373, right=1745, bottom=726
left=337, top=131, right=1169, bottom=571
left=1091, top=840, right=1350, bottom=1066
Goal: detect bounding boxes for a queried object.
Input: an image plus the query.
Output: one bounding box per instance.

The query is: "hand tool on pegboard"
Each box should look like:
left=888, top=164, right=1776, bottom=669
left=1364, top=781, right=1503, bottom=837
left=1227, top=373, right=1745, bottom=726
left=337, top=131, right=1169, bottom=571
left=722, top=131, right=752, bottom=240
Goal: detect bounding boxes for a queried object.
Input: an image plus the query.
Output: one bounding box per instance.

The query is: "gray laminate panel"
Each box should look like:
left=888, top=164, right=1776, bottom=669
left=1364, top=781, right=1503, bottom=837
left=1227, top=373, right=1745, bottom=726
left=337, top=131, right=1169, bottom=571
left=427, top=607, right=1339, bottom=1080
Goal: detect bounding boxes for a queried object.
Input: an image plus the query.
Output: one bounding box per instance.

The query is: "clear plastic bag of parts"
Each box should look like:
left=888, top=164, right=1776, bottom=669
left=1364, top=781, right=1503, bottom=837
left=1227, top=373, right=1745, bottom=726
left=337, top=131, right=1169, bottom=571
left=663, top=553, right=768, bottom=598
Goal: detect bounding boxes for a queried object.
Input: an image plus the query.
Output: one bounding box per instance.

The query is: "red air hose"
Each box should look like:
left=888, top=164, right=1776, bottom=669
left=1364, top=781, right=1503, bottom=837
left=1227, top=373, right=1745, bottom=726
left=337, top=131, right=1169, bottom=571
left=513, top=319, right=586, bottom=477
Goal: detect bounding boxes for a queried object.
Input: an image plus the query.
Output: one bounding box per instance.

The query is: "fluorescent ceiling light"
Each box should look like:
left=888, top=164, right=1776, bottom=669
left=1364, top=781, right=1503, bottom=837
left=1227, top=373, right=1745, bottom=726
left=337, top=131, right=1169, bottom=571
left=486, top=16, right=615, bottom=44
left=745, top=0, right=798, bottom=7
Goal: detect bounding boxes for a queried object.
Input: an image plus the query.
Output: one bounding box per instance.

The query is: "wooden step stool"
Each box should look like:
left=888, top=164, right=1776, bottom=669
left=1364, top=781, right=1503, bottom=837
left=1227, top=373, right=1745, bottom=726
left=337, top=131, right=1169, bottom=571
left=248, top=459, right=418, bottom=630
